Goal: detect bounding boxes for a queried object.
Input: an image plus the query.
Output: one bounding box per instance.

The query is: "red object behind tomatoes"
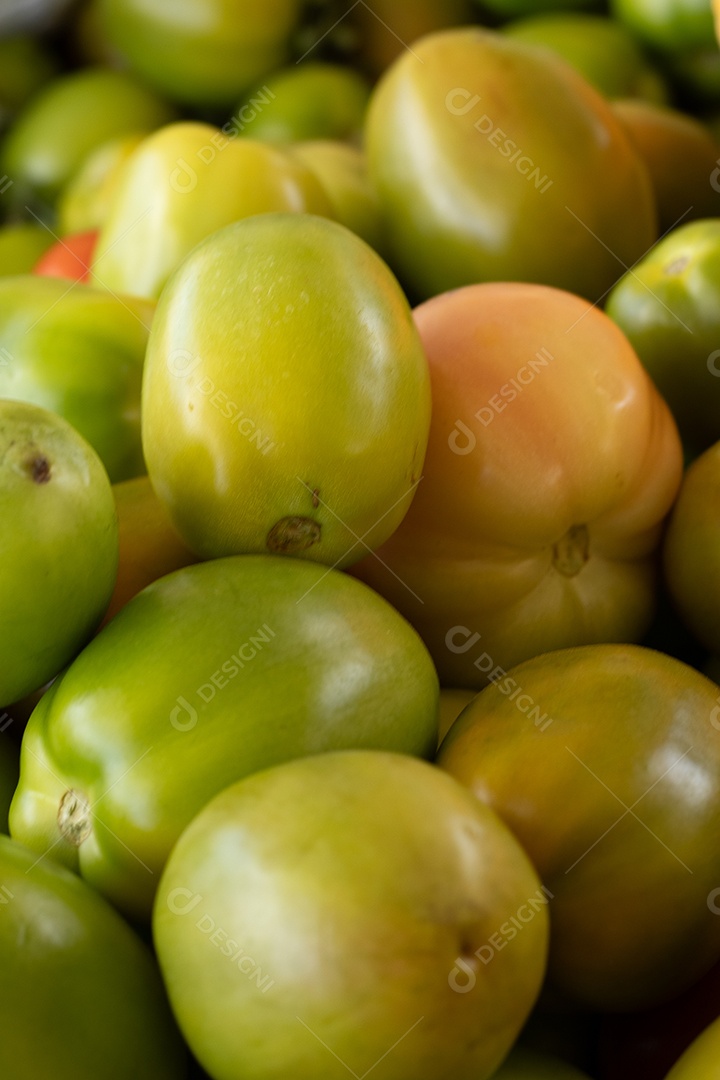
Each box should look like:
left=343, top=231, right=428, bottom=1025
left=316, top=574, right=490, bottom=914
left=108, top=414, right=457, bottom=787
left=33, top=229, right=98, bottom=282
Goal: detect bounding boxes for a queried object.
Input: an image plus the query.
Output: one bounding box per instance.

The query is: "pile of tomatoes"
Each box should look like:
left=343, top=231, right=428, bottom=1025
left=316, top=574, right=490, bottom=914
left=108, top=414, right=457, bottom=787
left=2, top=2, right=720, bottom=1078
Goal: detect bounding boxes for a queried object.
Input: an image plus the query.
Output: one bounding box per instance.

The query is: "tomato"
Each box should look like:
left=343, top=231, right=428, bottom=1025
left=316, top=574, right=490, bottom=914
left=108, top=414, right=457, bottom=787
left=290, top=139, right=386, bottom=254
left=0, top=67, right=174, bottom=208
left=665, top=1014, right=720, bottom=1078
left=0, top=275, right=153, bottom=481
left=10, top=555, right=439, bottom=918
left=141, top=214, right=430, bottom=566
left=101, top=475, right=199, bottom=627
left=663, top=441, right=720, bottom=655
left=235, top=62, right=370, bottom=144
left=492, top=1048, right=592, bottom=1079
left=154, top=751, right=547, bottom=1080
left=0, top=733, right=19, bottom=832
left=605, top=220, right=720, bottom=457
left=0, top=400, right=118, bottom=708
left=610, top=100, right=720, bottom=234
left=352, top=282, right=682, bottom=688
left=57, top=132, right=144, bottom=235
left=0, top=223, right=53, bottom=275
left=364, top=27, right=657, bottom=305
left=91, top=122, right=333, bottom=300
left=438, top=644, right=720, bottom=1011
left=33, top=229, right=98, bottom=282
left=503, top=13, right=669, bottom=102
left=0, top=834, right=186, bottom=1079
left=610, top=0, right=716, bottom=53
left=98, top=0, right=304, bottom=106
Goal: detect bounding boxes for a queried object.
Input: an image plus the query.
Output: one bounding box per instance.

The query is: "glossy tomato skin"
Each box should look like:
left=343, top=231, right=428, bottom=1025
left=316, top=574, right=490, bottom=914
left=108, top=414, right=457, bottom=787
left=663, top=441, right=720, bottom=654
left=141, top=214, right=430, bottom=566
left=606, top=220, right=720, bottom=457
left=0, top=67, right=174, bottom=207
left=10, top=556, right=439, bottom=919
left=57, top=132, right=144, bottom=235
left=438, top=644, right=720, bottom=1011
left=33, top=229, right=97, bottom=282
left=353, top=282, right=682, bottom=688
left=99, top=0, right=303, bottom=106
left=91, top=122, right=332, bottom=300
left=0, top=275, right=153, bottom=482
left=0, top=835, right=187, bottom=1080
left=364, top=28, right=657, bottom=304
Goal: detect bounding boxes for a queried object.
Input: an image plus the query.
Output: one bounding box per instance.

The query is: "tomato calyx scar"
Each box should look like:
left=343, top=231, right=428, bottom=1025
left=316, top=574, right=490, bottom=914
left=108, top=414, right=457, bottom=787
left=552, top=524, right=590, bottom=578
left=57, top=789, right=91, bottom=847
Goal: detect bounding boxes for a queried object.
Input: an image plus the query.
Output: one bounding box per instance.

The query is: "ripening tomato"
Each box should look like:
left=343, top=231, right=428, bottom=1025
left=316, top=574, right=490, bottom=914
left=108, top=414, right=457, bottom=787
left=34, top=230, right=98, bottom=282
left=353, top=282, right=683, bottom=687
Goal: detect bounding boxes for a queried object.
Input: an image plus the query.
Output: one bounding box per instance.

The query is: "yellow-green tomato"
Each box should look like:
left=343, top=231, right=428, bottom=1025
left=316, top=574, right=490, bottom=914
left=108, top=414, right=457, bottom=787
left=57, top=132, right=144, bottom=235
left=0, top=67, right=174, bottom=207
left=663, top=441, right=720, bottom=654
left=503, top=13, right=669, bottom=102
left=291, top=139, right=385, bottom=253
left=605, top=220, right=720, bottom=456
left=0, top=400, right=118, bottom=708
left=0, top=275, right=153, bottom=481
left=10, top=556, right=439, bottom=918
left=0, top=223, right=53, bottom=275
left=0, top=835, right=186, bottom=1080
left=99, top=0, right=304, bottom=106
left=665, top=1013, right=720, bottom=1078
left=365, top=28, right=657, bottom=304
left=235, top=62, right=370, bottom=144
left=91, top=122, right=333, bottom=300
left=142, top=213, right=431, bottom=566
left=154, top=751, right=548, bottom=1080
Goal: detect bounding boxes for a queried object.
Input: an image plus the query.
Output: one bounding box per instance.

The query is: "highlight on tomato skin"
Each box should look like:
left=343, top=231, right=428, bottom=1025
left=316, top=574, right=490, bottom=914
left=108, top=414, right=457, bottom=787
left=33, top=228, right=98, bottom=282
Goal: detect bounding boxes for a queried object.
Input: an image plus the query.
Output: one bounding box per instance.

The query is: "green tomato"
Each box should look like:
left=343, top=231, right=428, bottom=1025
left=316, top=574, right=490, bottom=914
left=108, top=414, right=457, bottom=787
left=235, top=62, right=370, bottom=144
left=610, top=0, right=716, bottom=52
left=0, top=223, right=53, bottom=275
left=0, top=275, right=153, bottom=481
left=57, top=132, right=144, bottom=236
left=0, top=400, right=118, bottom=707
left=99, top=0, right=304, bottom=107
left=0, top=67, right=174, bottom=208
left=663, top=441, right=720, bottom=655
left=10, top=555, right=439, bottom=919
left=365, top=28, right=657, bottom=304
left=141, top=214, right=430, bottom=565
left=503, top=14, right=669, bottom=102
left=290, top=139, right=385, bottom=254
left=605, top=220, right=720, bottom=456
left=91, top=122, right=333, bottom=300
left=154, top=751, right=548, bottom=1080
left=0, top=733, right=19, bottom=832
left=665, top=1013, right=720, bottom=1078
left=0, top=834, right=186, bottom=1079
